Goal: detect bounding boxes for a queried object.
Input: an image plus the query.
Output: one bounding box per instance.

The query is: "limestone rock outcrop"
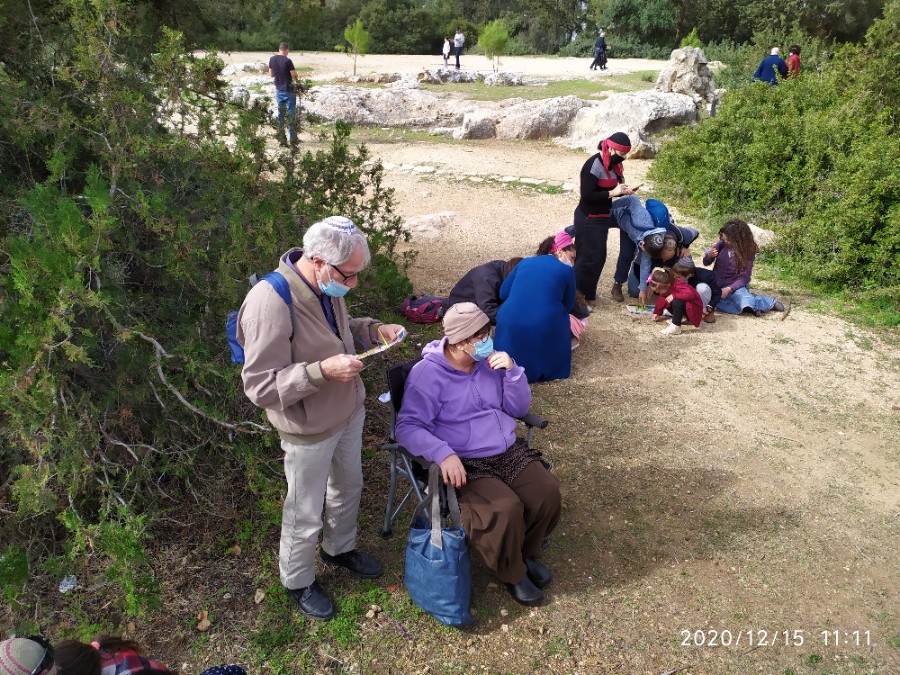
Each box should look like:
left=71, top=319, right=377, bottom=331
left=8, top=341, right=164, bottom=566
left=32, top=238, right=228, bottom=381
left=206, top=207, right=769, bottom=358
left=561, top=91, right=697, bottom=158
left=655, top=47, right=719, bottom=113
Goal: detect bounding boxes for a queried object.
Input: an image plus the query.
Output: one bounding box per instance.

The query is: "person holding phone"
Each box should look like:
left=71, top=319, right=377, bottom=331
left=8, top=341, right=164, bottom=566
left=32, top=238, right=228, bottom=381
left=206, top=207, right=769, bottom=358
left=571, top=131, right=641, bottom=304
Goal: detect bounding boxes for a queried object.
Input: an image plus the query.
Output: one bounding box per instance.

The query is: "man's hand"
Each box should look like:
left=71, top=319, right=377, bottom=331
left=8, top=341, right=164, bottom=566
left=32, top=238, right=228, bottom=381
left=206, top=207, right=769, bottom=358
left=440, top=453, right=467, bottom=488
left=378, top=324, right=406, bottom=342
left=486, top=351, right=513, bottom=370
left=320, top=354, right=363, bottom=382
left=638, top=289, right=649, bottom=304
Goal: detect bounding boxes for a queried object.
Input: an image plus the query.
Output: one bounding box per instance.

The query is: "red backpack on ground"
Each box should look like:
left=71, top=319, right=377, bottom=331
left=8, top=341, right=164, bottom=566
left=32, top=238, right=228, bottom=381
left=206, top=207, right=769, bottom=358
left=401, top=295, right=445, bottom=323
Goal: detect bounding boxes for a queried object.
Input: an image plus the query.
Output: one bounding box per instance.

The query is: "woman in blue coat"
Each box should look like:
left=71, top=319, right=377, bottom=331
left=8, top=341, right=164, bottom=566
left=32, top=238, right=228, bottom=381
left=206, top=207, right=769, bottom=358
left=495, top=231, right=577, bottom=383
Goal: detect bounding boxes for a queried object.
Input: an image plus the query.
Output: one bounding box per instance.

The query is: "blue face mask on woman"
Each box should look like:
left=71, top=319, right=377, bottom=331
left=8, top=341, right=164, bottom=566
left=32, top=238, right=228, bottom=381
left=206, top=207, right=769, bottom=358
left=469, top=336, right=494, bottom=361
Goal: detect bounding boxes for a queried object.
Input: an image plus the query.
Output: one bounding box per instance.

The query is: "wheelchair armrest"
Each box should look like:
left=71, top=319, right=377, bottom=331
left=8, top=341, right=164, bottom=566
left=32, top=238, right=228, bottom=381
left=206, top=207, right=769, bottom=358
left=518, top=412, right=548, bottom=429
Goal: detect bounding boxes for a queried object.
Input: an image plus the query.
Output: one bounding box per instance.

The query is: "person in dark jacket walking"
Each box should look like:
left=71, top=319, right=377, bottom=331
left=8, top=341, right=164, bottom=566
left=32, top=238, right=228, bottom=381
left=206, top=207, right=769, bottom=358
left=752, top=47, right=787, bottom=85
left=589, top=31, right=607, bottom=70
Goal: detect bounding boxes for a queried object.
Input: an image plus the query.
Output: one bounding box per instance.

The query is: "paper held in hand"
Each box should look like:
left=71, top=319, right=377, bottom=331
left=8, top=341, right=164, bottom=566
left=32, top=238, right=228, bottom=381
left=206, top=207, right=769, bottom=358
left=358, top=326, right=407, bottom=359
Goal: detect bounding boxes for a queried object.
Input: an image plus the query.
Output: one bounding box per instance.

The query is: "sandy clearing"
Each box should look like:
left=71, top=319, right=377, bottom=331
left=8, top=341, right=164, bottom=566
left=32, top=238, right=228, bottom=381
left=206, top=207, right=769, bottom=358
left=210, top=50, right=669, bottom=81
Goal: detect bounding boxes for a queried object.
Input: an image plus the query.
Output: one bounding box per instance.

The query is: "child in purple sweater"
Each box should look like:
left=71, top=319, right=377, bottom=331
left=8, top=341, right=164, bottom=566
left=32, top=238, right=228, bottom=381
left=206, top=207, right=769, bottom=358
left=703, top=220, right=786, bottom=316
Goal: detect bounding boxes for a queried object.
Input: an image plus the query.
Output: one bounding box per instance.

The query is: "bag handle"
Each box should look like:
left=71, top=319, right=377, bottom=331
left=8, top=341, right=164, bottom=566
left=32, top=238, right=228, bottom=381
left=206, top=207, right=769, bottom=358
left=411, top=464, right=463, bottom=551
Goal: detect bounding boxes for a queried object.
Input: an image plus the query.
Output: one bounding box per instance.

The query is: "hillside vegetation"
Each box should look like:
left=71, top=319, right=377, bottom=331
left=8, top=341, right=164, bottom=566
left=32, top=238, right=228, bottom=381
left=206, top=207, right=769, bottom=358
left=650, top=2, right=900, bottom=324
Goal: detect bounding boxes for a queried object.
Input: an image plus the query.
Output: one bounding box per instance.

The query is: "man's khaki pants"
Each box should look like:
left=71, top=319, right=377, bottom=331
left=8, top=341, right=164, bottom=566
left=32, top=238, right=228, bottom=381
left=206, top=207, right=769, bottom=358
left=279, top=406, right=365, bottom=590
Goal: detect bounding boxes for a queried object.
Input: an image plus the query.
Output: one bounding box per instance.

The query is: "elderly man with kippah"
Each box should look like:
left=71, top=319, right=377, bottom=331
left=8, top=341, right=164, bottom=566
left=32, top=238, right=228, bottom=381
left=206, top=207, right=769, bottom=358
left=237, top=216, right=405, bottom=621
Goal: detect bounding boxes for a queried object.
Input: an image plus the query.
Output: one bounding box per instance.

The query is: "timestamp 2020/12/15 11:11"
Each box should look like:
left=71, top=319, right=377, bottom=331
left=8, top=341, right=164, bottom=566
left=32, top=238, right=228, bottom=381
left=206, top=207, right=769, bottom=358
left=680, top=629, right=873, bottom=648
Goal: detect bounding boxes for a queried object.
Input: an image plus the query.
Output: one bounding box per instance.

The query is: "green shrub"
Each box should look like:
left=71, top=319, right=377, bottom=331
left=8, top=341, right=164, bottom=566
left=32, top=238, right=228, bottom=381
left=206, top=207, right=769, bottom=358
left=649, top=4, right=900, bottom=316
left=479, top=19, right=510, bottom=71
left=680, top=28, right=702, bottom=48
left=0, top=2, right=412, bottom=616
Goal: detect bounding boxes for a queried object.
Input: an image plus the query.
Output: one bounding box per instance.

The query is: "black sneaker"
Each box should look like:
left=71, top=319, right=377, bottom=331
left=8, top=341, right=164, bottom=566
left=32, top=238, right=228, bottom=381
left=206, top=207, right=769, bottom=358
left=319, top=549, right=384, bottom=579
left=286, top=581, right=335, bottom=621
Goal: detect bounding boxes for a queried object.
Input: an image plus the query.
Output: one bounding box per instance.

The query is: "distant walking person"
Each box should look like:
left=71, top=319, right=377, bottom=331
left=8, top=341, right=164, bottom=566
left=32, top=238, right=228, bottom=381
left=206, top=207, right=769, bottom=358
left=269, top=42, right=299, bottom=144
left=453, top=27, right=465, bottom=69
left=443, top=36, right=451, bottom=68
left=589, top=31, right=607, bottom=70
left=786, top=44, right=801, bottom=78
left=752, top=47, right=787, bottom=85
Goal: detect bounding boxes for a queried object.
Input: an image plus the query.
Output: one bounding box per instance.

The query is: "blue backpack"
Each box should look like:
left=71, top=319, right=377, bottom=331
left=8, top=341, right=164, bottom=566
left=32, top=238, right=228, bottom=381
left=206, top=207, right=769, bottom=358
left=645, top=198, right=671, bottom=230
left=227, top=271, right=294, bottom=364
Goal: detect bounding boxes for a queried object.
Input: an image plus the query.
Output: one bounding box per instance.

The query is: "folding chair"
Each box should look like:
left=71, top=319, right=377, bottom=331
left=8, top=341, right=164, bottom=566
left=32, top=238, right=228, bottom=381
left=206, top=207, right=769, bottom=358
left=380, top=357, right=549, bottom=538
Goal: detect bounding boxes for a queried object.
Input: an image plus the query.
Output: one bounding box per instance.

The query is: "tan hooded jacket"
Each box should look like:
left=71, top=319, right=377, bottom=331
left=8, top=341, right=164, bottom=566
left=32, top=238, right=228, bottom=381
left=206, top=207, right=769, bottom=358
left=237, top=248, right=383, bottom=443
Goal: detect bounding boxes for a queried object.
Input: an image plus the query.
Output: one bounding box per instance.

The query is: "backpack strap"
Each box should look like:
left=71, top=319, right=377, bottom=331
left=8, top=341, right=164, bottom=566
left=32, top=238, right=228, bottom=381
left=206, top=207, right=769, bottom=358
left=250, top=271, right=295, bottom=341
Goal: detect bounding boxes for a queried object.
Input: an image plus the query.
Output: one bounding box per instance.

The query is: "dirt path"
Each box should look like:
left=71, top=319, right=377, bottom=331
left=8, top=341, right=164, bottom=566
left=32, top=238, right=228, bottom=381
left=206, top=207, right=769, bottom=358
left=360, top=135, right=900, bottom=673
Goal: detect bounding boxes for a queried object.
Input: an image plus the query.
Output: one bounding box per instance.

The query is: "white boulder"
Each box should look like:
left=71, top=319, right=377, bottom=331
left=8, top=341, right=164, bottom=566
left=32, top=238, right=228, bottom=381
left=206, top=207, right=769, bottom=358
left=453, top=110, right=497, bottom=140
left=304, top=85, right=463, bottom=128
left=222, top=62, right=267, bottom=77
left=417, top=68, right=480, bottom=84
left=749, top=223, right=776, bottom=248
left=496, top=96, right=589, bottom=140
left=484, top=72, right=524, bottom=87
left=561, top=91, right=697, bottom=158
left=655, top=47, right=718, bottom=106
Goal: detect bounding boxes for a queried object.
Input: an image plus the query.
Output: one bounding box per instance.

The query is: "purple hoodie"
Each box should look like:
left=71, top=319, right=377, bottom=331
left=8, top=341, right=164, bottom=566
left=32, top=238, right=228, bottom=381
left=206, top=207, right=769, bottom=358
left=395, top=338, right=531, bottom=465
left=703, top=239, right=754, bottom=292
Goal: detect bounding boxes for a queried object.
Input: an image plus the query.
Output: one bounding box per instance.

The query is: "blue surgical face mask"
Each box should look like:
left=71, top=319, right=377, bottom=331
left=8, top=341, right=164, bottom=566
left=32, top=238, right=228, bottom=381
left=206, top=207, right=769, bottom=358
left=470, top=336, right=494, bottom=361
left=318, top=278, right=351, bottom=298
left=317, top=264, right=352, bottom=298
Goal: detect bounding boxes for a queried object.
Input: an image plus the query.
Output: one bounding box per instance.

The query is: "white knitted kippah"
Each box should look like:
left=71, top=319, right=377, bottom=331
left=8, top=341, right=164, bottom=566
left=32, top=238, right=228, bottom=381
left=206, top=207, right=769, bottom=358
left=322, top=215, right=358, bottom=233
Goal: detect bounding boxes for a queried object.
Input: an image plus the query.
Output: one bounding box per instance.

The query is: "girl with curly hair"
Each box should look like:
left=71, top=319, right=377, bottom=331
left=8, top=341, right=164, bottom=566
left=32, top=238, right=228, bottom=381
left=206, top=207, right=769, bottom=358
left=702, top=219, right=786, bottom=316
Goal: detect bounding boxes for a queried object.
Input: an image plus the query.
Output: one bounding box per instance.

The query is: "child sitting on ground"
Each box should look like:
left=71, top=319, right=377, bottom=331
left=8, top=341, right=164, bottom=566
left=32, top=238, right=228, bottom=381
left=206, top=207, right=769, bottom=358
left=672, top=257, right=719, bottom=323
left=702, top=219, right=786, bottom=316
left=648, top=267, right=705, bottom=335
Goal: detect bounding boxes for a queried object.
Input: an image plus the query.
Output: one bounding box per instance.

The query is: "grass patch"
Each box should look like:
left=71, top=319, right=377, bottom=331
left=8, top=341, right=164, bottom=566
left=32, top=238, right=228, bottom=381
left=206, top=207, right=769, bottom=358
left=344, top=125, right=457, bottom=144
left=417, top=71, right=658, bottom=102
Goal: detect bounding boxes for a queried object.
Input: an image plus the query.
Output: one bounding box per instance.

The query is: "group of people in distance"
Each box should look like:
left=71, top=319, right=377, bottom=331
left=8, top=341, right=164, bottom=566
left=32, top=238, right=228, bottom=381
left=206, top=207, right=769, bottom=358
left=753, top=44, right=801, bottom=84
left=449, top=130, right=787, bottom=361
left=441, top=28, right=466, bottom=69
left=5, top=139, right=792, bottom=660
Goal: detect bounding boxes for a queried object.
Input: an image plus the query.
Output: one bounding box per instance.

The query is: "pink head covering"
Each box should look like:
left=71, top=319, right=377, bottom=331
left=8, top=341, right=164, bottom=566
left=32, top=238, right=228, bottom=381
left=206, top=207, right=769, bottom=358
left=549, top=230, right=574, bottom=254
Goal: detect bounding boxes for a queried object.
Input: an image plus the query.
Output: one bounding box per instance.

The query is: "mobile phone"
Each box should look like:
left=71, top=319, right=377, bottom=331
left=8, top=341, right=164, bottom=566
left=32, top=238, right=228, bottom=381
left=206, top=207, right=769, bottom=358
left=633, top=183, right=644, bottom=190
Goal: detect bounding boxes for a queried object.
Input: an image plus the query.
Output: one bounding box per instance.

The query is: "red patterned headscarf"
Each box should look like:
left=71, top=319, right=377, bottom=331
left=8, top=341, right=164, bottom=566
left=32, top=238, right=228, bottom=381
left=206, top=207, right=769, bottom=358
left=600, top=132, right=632, bottom=179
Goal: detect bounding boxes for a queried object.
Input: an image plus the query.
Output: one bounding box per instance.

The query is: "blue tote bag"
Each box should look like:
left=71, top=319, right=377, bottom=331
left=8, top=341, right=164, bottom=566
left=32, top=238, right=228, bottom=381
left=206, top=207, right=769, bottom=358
left=404, top=464, right=473, bottom=626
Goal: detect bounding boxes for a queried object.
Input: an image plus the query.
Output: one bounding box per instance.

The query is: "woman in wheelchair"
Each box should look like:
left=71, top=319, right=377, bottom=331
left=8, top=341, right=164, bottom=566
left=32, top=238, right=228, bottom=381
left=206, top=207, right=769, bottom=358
left=396, top=302, right=561, bottom=606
